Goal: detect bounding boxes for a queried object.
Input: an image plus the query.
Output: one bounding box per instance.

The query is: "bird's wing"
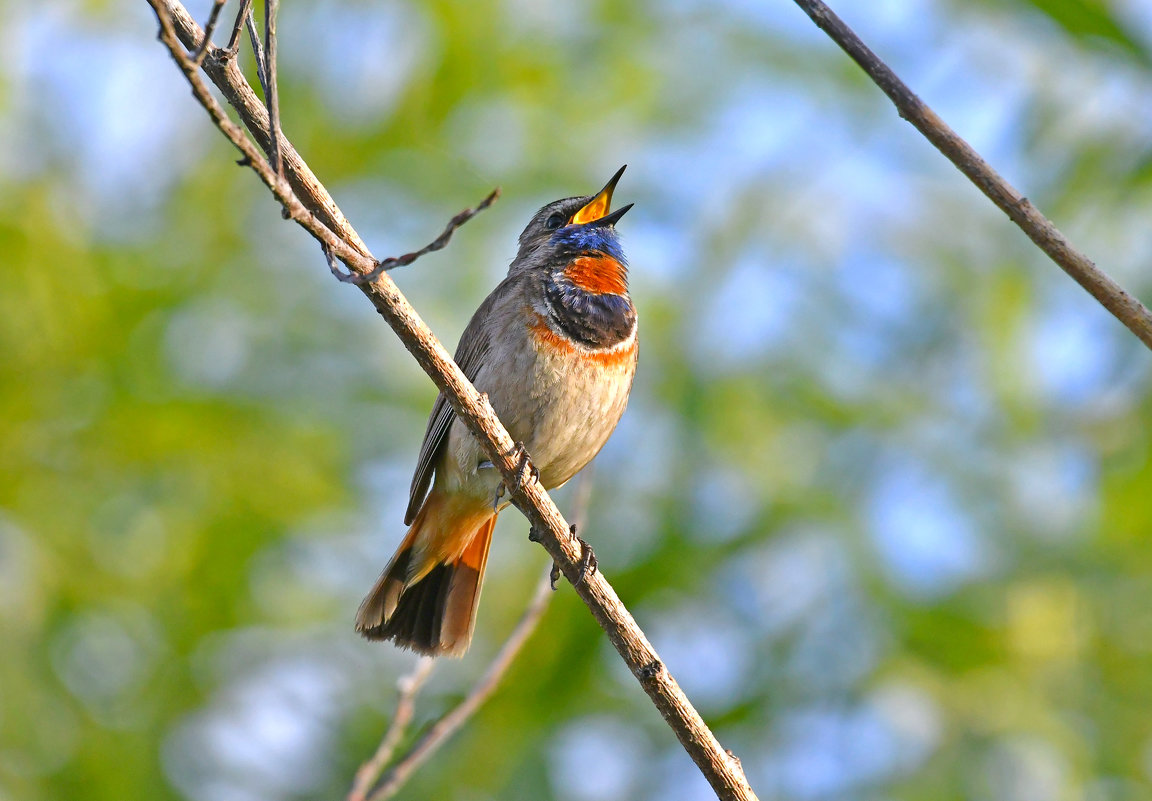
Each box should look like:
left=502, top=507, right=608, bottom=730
left=404, top=280, right=509, bottom=524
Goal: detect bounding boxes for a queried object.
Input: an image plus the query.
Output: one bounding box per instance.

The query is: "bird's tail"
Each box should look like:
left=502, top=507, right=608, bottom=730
left=355, top=489, right=496, bottom=657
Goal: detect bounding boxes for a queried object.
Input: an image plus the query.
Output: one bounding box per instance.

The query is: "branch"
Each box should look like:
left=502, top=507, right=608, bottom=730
left=223, top=0, right=252, bottom=55
left=159, top=0, right=371, bottom=256
left=348, top=657, right=435, bottom=801
left=244, top=8, right=269, bottom=101
left=324, top=189, right=501, bottom=286
left=147, top=3, right=757, bottom=798
left=792, top=0, right=1152, bottom=351
left=262, top=0, right=282, bottom=176
left=190, top=0, right=225, bottom=65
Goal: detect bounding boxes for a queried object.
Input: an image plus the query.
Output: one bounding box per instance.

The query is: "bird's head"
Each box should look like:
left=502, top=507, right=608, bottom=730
left=514, top=165, right=632, bottom=270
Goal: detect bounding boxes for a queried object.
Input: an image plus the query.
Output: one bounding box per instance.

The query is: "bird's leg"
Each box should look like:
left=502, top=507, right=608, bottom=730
left=494, top=443, right=539, bottom=508
left=477, top=457, right=505, bottom=511
left=491, top=479, right=505, bottom=512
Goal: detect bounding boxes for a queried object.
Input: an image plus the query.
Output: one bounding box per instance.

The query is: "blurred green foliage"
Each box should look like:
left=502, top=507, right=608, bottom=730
left=2, top=1, right=1152, bottom=800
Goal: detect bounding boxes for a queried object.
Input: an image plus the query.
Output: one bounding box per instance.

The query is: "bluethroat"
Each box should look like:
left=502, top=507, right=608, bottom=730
left=355, top=167, right=638, bottom=656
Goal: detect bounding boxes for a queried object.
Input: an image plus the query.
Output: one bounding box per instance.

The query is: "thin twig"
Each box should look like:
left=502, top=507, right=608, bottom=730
left=263, top=0, right=282, bottom=176
left=223, top=0, right=252, bottom=56
left=347, top=658, right=436, bottom=801
left=245, top=8, right=269, bottom=101
left=148, top=3, right=758, bottom=798
left=324, top=189, right=501, bottom=285
left=792, top=0, right=1152, bottom=351
left=365, top=565, right=557, bottom=801
left=191, top=0, right=226, bottom=64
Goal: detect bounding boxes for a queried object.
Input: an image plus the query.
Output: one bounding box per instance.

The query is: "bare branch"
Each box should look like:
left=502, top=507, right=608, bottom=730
left=191, top=0, right=226, bottom=65
left=364, top=565, right=556, bottom=801
left=244, top=8, right=269, bottom=100
left=263, top=0, right=282, bottom=176
left=324, top=189, right=501, bottom=285
left=147, top=2, right=758, bottom=798
left=223, top=0, right=252, bottom=55
left=347, top=658, right=436, bottom=801
left=163, top=1, right=369, bottom=255
left=148, top=0, right=336, bottom=253
left=792, top=0, right=1152, bottom=351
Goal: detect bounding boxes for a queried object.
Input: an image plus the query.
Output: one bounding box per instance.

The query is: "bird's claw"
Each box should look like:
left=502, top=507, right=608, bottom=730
left=549, top=524, right=597, bottom=590
left=573, top=533, right=597, bottom=587
left=498, top=443, right=539, bottom=506
left=510, top=441, right=539, bottom=491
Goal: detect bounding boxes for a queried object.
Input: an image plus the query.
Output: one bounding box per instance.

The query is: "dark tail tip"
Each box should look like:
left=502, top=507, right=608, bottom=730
left=357, top=516, right=494, bottom=657
left=357, top=561, right=461, bottom=656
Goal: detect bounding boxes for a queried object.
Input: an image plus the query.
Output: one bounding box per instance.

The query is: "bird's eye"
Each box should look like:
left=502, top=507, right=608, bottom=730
left=545, top=213, right=566, bottom=230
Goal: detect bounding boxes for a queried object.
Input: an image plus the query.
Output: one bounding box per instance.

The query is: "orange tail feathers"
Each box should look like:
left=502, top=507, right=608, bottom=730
left=355, top=490, right=496, bottom=657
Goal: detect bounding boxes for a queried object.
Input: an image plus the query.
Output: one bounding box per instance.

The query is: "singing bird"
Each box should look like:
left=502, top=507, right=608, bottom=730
left=355, top=167, right=639, bottom=656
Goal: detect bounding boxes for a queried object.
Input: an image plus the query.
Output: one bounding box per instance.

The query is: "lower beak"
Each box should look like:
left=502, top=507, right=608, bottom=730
left=586, top=203, right=633, bottom=228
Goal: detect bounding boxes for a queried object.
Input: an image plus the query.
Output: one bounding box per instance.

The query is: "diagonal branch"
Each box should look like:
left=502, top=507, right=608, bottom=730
left=147, top=2, right=758, bottom=799
left=791, top=0, right=1152, bottom=351
left=160, top=0, right=370, bottom=256
left=223, top=0, right=252, bottom=55
left=190, top=0, right=225, bottom=64
left=262, top=0, right=282, bottom=176
left=347, top=657, right=436, bottom=801
left=245, top=8, right=269, bottom=101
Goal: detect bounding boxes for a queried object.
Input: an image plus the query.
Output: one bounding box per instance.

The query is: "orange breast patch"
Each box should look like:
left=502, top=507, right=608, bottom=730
left=529, top=316, right=637, bottom=367
left=564, top=255, right=628, bottom=296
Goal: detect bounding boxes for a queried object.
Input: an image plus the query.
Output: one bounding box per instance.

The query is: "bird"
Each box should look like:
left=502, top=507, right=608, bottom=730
left=354, top=167, right=638, bottom=656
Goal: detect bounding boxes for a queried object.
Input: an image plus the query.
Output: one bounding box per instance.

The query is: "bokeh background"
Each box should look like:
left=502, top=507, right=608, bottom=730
left=4, top=0, right=1152, bottom=799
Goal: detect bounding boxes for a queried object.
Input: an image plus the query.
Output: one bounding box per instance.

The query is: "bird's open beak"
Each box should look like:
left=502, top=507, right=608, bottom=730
left=571, top=165, right=628, bottom=225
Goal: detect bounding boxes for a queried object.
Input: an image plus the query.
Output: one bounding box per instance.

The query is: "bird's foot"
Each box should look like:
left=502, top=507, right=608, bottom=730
left=573, top=528, right=598, bottom=587
left=549, top=524, right=597, bottom=590
left=509, top=441, right=539, bottom=492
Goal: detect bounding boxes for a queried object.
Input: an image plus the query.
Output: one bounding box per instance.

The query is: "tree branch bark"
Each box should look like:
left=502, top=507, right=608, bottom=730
left=146, top=2, right=757, bottom=799
left=791, top=0, right=1152, bottom=351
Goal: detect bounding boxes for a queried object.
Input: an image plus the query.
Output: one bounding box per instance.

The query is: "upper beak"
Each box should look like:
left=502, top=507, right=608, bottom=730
left=571, top=165, right=627, bottom=225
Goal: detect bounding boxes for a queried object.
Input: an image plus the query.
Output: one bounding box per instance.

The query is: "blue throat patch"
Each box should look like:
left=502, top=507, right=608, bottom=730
left=549, top=224, right=627, bottom=264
